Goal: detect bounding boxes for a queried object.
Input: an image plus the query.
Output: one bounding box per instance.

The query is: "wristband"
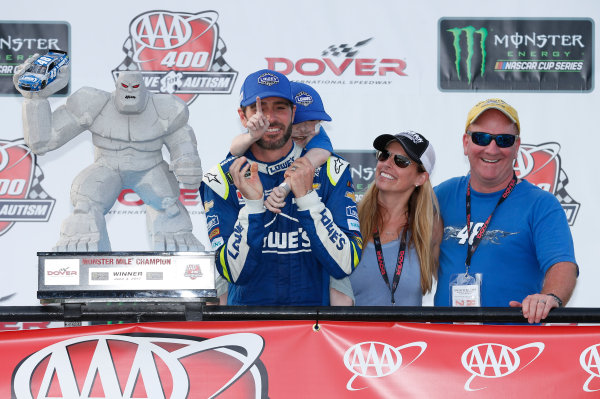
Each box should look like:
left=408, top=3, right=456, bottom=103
left=547, top=293, right=563, bottom=307
left=278, top=182, right=291, bottom=196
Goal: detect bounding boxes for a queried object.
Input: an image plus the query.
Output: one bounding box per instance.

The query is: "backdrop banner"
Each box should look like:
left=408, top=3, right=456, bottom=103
left=2, top=321, right=600, bottom=398
left=0, top=0, right=598, bottom=314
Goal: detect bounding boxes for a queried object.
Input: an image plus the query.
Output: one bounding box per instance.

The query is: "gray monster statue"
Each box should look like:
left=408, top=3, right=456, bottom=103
left=13, top=57, right=204, bottom=252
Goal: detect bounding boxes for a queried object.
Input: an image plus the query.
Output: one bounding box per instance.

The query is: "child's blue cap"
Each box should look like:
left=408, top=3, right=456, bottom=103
left=291, top=82, right=332, bottom=124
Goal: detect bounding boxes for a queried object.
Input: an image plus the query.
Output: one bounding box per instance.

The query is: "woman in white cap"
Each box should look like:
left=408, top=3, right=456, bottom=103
left=349, top=131, right=442, bottom=305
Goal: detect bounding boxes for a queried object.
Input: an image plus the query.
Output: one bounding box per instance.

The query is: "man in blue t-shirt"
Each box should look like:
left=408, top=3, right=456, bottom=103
left=434, top=98, right=577, bottom=323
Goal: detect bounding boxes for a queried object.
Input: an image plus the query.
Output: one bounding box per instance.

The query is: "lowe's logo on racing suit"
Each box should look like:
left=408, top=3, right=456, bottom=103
left=320, top=209, right=347, bottom=250
left=263, top=228, right=311, bottom=251
left=228, top=223, right=244, bottom=259
left=267, top=158, right=295, bottom=174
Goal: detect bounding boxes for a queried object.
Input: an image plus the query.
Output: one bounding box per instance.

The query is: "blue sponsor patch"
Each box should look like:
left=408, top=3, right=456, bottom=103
left=206, top=215, right=219, bottom=230
left=346, top=205, right=359, bottom=220
left=211, top=237, right=224, bottom=250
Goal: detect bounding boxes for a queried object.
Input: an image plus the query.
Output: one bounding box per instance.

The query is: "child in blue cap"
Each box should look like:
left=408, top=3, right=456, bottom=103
left=231, top=81, right=334, bottom=212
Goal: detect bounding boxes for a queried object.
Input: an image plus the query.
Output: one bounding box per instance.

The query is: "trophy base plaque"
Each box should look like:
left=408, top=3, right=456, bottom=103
left=38, top=251, right=217, bottom=303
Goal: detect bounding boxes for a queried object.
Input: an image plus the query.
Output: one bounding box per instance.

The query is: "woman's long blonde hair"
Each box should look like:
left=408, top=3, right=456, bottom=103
left=358, top=171, right=440, bottom=294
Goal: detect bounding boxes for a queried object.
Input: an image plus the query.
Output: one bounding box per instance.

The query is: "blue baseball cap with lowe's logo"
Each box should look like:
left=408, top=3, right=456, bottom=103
left=240, top=69, right=294, bottom=107
left=291, top=82, right=332, bottom=124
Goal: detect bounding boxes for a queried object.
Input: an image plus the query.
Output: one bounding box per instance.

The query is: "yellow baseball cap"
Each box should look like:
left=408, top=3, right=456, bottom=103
left=465, top=98, right=520, bottom=133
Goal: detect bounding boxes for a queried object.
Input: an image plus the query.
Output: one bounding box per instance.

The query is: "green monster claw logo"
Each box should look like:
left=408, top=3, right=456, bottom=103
left=447, top=26, right=488, bottom=84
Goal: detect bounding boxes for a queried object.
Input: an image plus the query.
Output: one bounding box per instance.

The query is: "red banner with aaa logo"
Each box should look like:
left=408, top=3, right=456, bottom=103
left=2, top=321, right=600, bottom=398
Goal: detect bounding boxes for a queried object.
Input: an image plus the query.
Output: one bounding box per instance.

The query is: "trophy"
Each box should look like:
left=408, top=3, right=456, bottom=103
left=14, top=53, right=216, bottom=305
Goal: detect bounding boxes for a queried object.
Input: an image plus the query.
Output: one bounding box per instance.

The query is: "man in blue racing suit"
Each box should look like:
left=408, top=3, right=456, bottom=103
left=201, top=69, right=362, bottom=305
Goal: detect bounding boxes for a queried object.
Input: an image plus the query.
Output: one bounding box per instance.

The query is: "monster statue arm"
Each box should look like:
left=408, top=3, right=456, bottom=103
left=165, top=124, right=203, bottom=189
left=13, top=55, right=83, bottom=155
left=160, top=96, right=203, bottom=189
left=20, top=99, right=84, bottom=155
left=20, top=87, right=110, bottom=155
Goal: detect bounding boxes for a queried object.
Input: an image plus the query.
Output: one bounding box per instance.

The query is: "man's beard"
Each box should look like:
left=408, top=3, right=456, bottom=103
left=255, top=123, right=293, bottom=150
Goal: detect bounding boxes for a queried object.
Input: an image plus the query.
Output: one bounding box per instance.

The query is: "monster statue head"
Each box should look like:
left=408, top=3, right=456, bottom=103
left=113, top=71, right=149, bottom=114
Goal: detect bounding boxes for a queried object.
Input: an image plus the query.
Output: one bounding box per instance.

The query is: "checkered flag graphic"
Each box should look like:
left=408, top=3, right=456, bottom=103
left=554, top=168, right=581, bottom=226
left=554, top=169, right=578, bottom=206
left=113, top=38, right=138, bottom=72
left=211, top=38, right=235, bottom=72
left=27, top=163, right=53, bottom=201
left=321, top=38, right=373, bottom=57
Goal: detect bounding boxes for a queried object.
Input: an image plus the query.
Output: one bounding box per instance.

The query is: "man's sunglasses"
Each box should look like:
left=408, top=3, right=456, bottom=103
left=467, top=131, right=519, bottom=148
left=376, top=150, right=412, bottom=168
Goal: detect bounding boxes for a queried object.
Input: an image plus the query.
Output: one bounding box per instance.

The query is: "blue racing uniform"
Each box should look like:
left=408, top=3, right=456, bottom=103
left=201, top=143, right=363, bottom=305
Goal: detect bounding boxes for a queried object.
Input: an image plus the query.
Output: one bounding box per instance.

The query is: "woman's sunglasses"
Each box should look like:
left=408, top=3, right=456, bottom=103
left=467, top=131, right=518, bottom=148
left=376, top=150, right=412, bottom=168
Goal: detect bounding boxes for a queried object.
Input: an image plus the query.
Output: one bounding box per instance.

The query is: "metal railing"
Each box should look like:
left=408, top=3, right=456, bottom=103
left=0, top=304, right=598, bottom=324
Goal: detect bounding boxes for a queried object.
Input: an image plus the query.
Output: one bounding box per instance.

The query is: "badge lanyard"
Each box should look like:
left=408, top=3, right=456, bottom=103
left=373, top=226, right=408, bottom=305
left=465, top=172, right=518, bottom=275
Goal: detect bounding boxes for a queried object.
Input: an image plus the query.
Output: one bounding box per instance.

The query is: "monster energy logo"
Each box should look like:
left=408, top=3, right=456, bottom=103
left=447, top=26, right=488, bottom=84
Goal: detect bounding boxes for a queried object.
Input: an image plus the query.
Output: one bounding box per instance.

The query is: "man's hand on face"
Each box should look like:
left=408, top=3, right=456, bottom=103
left=284, top=157, right=315, bottom=198
left=246, top=96, right=270, bottom=141
left=230, top=156, right=264, bottom=201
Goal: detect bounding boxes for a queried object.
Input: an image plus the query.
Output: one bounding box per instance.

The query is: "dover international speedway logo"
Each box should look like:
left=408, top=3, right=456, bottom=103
left=114, top=10, right=238, bottom=105
left=266, top=38, right=407, bottom=85
left=0, top=139, right=54, bottom=236
left=439, top=18, right=593, bottom=91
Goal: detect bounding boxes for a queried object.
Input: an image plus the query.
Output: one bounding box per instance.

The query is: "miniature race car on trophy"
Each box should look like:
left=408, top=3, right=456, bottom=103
left=13, top=53, right=204, bottom=252
left=17, top=50, right=70, bottom=92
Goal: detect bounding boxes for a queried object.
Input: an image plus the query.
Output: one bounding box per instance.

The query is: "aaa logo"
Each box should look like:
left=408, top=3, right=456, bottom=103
left=581, top=344, right=600, bottom=392
left=12, top=333, right=268, bottom=398
left=344, top=341, right=427, bottom=391
left=114, top=10, right=238, bottom=104
left=461, top=342, right=545, bottom=391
